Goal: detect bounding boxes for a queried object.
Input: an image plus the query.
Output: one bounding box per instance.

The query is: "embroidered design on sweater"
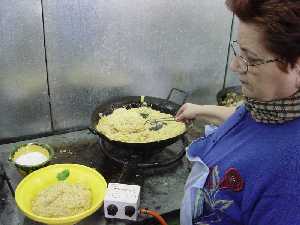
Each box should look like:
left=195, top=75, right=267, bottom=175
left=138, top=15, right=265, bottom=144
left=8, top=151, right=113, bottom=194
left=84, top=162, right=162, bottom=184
left=193, top=166, right=244, bottom=225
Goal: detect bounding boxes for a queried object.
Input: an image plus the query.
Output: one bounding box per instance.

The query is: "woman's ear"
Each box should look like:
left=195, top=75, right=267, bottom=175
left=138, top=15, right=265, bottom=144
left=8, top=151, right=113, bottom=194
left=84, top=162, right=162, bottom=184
left=294, top=58, right=300, bottom=88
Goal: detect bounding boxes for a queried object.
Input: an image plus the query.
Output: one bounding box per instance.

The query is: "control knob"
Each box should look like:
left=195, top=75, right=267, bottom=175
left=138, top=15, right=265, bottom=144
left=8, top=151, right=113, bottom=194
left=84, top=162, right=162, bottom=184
left=107, top=204, right=118, bottom=216
left=125, top=206, right=136, bottom=217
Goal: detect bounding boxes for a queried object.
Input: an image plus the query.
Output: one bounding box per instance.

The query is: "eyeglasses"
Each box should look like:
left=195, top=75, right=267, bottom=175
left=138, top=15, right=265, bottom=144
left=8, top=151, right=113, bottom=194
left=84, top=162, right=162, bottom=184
left=230, top=40, right=282, bottom=73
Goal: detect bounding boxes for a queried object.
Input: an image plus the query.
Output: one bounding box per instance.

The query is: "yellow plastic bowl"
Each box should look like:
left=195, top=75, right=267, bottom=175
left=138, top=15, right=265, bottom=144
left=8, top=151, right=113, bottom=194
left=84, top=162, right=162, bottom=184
left=15, top=164, right=107, bottom=225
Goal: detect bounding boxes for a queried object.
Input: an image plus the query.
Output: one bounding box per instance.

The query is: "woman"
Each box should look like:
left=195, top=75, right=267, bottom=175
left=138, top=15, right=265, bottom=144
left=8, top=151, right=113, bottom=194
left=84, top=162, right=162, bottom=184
left=177, top=0, right=300, bottom=225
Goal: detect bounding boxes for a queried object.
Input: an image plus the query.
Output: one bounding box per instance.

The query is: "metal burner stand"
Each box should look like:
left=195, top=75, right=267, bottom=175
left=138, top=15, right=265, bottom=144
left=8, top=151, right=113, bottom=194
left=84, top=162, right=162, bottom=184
left=99, top=135, right=188, bottom=169
left=0, top=163, right=14, bottom=197
left=98, top=135, right=188, bottom=183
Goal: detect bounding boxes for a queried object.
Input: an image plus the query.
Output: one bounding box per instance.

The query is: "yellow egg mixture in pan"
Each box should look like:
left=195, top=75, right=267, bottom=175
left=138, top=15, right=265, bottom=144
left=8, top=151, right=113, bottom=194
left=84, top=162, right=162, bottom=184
left=96, top=106, right=186, bottom=143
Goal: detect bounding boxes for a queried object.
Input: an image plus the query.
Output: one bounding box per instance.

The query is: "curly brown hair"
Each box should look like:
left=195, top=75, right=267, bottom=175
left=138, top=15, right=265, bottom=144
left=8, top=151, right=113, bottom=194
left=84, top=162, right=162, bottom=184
left=226, top=0, right=300, bottom=69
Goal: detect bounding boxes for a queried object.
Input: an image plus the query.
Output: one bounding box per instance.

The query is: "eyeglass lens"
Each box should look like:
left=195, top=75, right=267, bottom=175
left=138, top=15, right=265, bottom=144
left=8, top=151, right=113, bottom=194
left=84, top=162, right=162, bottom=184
left=231, top=41, right=248, bottom=73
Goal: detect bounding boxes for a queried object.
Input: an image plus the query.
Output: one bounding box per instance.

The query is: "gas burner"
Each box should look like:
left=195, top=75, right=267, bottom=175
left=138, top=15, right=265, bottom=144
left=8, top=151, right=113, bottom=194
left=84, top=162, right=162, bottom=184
left=98, top=135, right=188, bottom=169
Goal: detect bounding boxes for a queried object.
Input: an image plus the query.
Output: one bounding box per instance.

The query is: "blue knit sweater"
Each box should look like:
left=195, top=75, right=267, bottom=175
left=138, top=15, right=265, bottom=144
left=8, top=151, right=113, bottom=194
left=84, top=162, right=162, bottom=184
left=188, top=105, right=300, bottom=225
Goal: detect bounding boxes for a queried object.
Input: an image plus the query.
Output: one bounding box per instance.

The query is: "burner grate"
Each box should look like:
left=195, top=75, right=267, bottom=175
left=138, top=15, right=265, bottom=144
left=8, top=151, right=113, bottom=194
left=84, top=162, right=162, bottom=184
left=98, top=135, right=188, bottom=169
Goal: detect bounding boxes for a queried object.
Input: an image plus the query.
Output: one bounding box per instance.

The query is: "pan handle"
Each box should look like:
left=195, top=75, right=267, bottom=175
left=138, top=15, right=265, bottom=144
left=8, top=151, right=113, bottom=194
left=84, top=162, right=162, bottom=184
left=88, top=127, right=98, bottom=135
left=166, top=88, right=189, bottom=106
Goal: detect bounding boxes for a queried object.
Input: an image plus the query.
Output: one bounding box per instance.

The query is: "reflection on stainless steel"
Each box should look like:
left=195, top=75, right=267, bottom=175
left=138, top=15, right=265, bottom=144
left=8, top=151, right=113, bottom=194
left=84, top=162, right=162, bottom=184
left=225, top=16, right=240, bottom=87
left=0, top=0, right=233, bottom=138
left=0, top=0, right=51, bottom=140
left=44, top=0, right=232, bottom=130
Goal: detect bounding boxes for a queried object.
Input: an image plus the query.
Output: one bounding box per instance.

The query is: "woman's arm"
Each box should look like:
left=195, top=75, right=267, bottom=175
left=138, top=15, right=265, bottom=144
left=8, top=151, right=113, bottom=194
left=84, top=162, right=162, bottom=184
left=176, top=103, right=236, bottom=125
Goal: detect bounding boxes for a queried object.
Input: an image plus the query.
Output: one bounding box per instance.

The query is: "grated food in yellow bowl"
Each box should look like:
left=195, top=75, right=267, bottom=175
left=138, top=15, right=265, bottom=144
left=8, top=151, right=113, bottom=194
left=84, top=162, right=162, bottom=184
left=32, top=182, right=92, bottom=218
left=15, top=164, right=107, bottom=225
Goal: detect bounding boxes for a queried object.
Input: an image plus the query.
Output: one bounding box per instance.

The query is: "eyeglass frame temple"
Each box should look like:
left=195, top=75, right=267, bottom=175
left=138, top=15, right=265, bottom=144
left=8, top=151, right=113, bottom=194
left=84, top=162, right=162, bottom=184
left=230, top=40, right=283, bottom=65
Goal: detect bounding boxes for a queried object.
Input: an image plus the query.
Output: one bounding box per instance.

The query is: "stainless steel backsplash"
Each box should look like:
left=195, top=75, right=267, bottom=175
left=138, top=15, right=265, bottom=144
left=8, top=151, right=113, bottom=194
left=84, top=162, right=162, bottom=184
left=0, top=0, right=235, bottom=140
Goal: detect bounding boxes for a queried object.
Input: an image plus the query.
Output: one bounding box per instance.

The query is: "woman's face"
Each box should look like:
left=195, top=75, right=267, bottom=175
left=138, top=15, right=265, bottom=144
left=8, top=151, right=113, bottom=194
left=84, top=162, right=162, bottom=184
left=229, top=21, right=298, bottom=101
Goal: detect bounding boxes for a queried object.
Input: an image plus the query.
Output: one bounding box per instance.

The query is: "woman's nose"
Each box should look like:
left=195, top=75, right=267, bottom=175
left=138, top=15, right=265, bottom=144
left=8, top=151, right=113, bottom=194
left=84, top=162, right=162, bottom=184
left=229, top=56, right=244, bottom=74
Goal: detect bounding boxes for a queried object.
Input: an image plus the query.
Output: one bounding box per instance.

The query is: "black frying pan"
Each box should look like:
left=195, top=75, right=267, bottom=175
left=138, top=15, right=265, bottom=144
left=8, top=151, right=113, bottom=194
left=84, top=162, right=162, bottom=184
left=89, top=89, right=188, bottom=150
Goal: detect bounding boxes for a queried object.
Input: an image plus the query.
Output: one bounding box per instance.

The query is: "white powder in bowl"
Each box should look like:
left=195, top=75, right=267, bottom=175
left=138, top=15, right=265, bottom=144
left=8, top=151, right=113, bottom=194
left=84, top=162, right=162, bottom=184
left=15, top=152, right=48, bottom=166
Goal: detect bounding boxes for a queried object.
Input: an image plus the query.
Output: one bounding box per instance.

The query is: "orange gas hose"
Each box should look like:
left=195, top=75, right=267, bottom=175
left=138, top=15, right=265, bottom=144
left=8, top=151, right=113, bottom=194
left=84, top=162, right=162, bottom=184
left=140, top=208, right=168, bottom=225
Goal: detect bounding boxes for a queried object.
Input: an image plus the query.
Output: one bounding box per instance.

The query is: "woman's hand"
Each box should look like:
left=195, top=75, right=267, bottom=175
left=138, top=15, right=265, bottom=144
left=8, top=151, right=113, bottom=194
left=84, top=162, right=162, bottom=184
left=175, top=103, right=201, bottom=122
left=176, top=103, right=236, bottom=124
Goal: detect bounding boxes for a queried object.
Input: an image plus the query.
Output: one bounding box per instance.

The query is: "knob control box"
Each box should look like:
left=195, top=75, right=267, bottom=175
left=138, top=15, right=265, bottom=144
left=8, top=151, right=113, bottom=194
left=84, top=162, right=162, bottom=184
left=104, top=183, right=141, bottom=221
